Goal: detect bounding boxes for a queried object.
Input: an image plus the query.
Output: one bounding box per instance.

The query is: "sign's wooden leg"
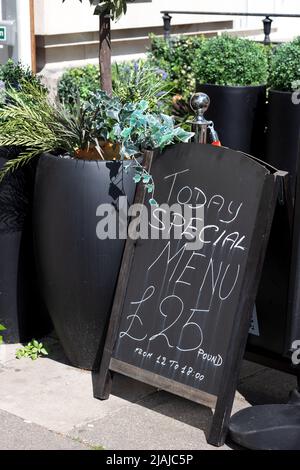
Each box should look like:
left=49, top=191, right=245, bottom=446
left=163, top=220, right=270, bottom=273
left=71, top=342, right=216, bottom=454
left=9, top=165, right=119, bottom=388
left=92, top=369, right=113, bottom=400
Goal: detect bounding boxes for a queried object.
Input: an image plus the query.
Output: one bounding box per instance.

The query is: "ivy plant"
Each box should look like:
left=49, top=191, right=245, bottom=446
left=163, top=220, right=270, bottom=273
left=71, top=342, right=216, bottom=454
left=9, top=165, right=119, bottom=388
left=16, top=340, right=48, bottom=361
left=84, top=91, right=194, bottom=204
left=84, top=90, right=194, bottom=159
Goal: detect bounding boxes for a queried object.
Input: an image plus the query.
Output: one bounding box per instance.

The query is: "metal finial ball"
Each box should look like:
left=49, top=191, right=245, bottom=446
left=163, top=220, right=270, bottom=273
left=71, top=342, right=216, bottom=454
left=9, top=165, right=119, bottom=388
left=190, top=93, right=210, bottom=115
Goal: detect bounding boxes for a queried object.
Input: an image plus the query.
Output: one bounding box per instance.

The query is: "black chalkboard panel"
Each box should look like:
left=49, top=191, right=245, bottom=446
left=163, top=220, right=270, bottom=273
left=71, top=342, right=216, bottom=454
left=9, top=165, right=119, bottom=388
left=93, top=144, right=282, bottom=446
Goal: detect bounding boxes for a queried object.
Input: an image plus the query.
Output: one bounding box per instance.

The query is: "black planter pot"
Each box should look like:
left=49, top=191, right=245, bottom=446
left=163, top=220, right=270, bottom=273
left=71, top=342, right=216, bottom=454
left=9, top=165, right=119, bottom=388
left=266, top=90, right=300, bottom=198
left=196, top=84, right=267, bottom=158
left=246, top=91, right=300, bottom=364
left=0, top=148, right=51, bottom=343
left=33, top=153, right=137, bottom=370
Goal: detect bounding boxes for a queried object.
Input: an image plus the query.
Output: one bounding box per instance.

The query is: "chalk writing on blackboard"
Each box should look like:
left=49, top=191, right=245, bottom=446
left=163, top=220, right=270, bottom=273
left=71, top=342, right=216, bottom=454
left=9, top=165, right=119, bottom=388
left=115, top=167, right=247, bottom=391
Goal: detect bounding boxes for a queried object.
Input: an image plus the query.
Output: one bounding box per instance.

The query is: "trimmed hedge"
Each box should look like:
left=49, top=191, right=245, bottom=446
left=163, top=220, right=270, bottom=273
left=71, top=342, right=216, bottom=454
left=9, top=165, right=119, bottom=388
left=192, top=34, right=269, bottom=87
left=269, top=37, right=300, bottom=92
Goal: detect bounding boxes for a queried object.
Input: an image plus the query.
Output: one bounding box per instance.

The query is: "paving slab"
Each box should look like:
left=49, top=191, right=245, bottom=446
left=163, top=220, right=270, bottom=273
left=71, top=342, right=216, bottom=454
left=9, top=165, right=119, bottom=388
left=69, top=391, right=230, bottom=450
left=0, top=340, right=155, bottom=434
left=0, top=410, right=89, bottom=450
left=0, top=337, right=297, bottom=450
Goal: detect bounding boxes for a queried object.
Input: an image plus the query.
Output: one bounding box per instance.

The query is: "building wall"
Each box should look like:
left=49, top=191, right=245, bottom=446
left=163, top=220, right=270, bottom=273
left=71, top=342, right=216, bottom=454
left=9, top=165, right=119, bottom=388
left=34, top=0, right=300, bottom=74
left=2, top=1, right=300, bottom=72
left=0, top=0, right=32, bottom=68
left=34, top=0, right=242, bottom=72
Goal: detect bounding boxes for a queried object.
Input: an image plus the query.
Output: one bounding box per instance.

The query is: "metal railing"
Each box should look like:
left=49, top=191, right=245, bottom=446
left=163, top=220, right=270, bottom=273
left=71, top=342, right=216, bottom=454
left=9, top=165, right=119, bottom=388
left=161, top=10, right=300, bottom=45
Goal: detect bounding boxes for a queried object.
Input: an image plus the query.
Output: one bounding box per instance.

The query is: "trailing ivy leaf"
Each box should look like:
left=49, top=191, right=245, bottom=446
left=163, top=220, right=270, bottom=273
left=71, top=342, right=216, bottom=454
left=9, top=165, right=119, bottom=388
left=123, top=142, right=139, bottom=157
left=133, top=174, right=142, bottom=183
left=146, top=184, right=154, bottom=193
left=107, top=108, right=120, bottom=121
left=143, top=175, right=151, bottom=184
left=158, top=133, right=175, bottom=147
left=120, top=127, right=132, bottom=139
left=174, top=127, right=195, bottom=143
left=149, top=198, right=158, bottom=206
left=137, top=100, right=149, bottom=112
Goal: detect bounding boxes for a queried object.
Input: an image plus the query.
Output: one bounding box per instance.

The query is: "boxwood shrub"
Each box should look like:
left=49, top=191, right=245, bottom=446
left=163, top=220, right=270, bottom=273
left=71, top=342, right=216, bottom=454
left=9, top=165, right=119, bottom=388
left=269, top=37, right=300, bottom=92
left=148, top=34, right=205, bottom=97
left=192, top=34, right=269, bottom=86
left=58, top=64, right=100, bottom=106
left=0, top=59, right=46, bottom=91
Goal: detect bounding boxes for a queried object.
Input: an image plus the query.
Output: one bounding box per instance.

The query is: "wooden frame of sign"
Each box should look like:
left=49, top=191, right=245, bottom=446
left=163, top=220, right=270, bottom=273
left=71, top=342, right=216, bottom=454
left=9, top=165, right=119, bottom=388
left=93, top=144, right=284, bottom=447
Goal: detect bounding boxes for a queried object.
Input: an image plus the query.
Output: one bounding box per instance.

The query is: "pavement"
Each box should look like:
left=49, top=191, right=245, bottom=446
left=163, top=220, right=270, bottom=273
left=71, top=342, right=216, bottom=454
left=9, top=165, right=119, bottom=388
left=0, top=334, right=297, bottom=450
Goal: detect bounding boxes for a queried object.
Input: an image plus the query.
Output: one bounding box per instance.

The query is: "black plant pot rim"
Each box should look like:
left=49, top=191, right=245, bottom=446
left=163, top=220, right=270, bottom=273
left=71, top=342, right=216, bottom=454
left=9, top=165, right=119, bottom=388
left=42, top=151, right=143, bottom=165
left=198, top=83, right=266, bottom=90
left=268, top=89, right=293, bottom=96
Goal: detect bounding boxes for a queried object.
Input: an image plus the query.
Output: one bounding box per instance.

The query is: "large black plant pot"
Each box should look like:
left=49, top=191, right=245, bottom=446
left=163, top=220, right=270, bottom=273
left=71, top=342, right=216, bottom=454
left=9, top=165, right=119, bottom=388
left=33, top=153, right=137, bottom=370
left=197, top=84, right=266, bottom=158
left=266, top=90, right=300, bottom=199
left=0, top=148, right=51, bottom=343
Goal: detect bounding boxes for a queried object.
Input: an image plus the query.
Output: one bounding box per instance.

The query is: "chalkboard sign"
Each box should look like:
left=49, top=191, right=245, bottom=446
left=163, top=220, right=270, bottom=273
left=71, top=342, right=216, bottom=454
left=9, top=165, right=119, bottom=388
left=94, top=144, right=282, bottom=447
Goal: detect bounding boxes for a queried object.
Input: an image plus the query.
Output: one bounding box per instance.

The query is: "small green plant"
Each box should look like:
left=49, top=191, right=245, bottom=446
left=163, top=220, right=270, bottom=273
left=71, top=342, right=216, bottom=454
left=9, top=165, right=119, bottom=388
left=148, top=34, right=204, bottom=97
left=192, top=34, right=269, bottom=86
left=269, top=37, right=300, bottom=92
left=58, top=64, right=100, bottom=107
left=0, top=59, right=46, bottom=92
left=112, top=59, right=171, bottom=111
left=16, top=340, right=48, bottom=361
left=0, top=324, right=6, bottom=344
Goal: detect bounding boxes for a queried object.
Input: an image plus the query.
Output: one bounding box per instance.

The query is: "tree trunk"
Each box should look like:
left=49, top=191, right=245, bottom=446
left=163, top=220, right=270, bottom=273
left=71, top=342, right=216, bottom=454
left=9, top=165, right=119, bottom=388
left=99, top=13, right=112, bottom=96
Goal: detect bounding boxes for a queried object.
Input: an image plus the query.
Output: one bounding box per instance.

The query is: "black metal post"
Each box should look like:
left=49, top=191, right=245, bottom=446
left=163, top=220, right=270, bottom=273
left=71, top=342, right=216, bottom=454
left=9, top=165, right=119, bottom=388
left=163, top=12, right=172, bottom=42
left=263, top=16, right=273, bottom=45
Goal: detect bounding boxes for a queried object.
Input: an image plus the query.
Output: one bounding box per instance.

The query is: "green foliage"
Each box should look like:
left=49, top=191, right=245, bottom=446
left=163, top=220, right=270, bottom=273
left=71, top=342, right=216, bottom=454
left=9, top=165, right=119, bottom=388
left=0, top=82, right=98, bottom=181
left=58, top=65, right=100, bottom=107
left=16, top=340, right=48, bottom=361
left=148, top=34, right=204, bottom=97
left=0, top=85, right=194, bottom=189
left=269, top=37, right=300, bottom=91
left=58, top=60, right=171, bottom=112
left=0, top=324, right=5, bottom=344
left=83, top=90, right=193, bottom=203
left=192, top=34, right=269, bottom=86
left=84, top=90, right=194, bottom=159
left=63, top=0, right=128, bottom=21
left=0, top=59, right=46, bottom=92
left=112, top=59, right=171, bottom=111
